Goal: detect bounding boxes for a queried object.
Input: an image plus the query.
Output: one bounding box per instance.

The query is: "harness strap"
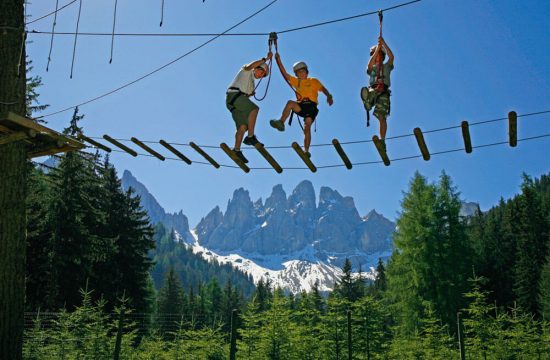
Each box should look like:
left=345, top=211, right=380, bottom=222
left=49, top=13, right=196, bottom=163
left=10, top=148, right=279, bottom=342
left=227, top=91, right=244, bottom=112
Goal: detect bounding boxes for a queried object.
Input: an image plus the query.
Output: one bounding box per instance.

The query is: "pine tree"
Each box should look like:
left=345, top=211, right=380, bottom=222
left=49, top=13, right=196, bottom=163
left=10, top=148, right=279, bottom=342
left=46, top=108, right=110, bottom=309
left=156, top=267, right=185, bottom=336
left=93, top=159, right=155, bottom=314
left=514, top=174, right=549, bottom=317
left=540, top=253, right=550, bottom=320
left=386, top=172, right=437, bottom=334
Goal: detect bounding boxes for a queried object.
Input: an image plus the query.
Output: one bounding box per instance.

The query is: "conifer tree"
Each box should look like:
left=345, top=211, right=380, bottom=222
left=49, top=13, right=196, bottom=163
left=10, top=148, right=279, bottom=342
left=514, top=174, right=549, bottom=317
left=156, top=267, right=185, bottom=336
left=540, top=253, right=550, bottom=320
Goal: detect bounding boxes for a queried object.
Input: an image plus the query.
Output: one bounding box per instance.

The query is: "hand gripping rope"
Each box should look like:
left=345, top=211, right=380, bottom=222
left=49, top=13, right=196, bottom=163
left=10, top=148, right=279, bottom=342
left=252, top=32, right=276, bottom=101
left=374, top=10, right=385, bottom=92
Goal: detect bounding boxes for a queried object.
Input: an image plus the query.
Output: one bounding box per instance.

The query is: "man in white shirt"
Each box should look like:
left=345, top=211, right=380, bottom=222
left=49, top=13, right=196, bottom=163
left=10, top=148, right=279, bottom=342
left=226, top=51, right=272, bottom=163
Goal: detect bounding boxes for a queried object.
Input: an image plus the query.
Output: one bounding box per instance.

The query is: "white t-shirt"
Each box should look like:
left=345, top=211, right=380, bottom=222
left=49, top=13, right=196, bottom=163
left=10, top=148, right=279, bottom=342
left=227, top=66, right=255, bottom=95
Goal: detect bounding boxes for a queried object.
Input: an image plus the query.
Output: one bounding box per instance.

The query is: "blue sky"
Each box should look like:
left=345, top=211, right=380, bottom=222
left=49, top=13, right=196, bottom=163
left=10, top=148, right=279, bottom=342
left=26, top=0, right=550, bottom=226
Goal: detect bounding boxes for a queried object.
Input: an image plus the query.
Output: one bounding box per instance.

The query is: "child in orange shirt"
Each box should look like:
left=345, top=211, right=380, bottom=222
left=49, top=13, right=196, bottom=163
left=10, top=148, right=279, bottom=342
left=270, top=52, right=333, bottom=158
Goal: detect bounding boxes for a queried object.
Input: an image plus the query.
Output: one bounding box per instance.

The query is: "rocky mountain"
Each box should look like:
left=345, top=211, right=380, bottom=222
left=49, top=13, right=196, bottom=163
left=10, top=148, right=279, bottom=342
left=192, top=181, right=395, bottom=292
left=121, top=170, right=194, bottom=242
left=122, top=171, right=396, bottom=293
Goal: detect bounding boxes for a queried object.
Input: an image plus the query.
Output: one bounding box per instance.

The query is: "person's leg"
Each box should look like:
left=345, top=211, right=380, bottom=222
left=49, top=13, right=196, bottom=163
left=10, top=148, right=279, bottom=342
left=279, top=100, right=302, bottom=124
left=303, top=117, right=313, bottom=153
left=234, top=124, right=247, bottom=150
left=379, top=116, right=387, bottom=139
left=246, top=108, right=259, bottom=137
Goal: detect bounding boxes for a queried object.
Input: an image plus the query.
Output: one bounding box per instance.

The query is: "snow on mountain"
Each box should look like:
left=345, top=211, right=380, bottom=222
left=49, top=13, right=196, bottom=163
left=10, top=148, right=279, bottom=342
left=125, top=171, right=396, bottom=293
left=188, top=230, right=387, bottom=293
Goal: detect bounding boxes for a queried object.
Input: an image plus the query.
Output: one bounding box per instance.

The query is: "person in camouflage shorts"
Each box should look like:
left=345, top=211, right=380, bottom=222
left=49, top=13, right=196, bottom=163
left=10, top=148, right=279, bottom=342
left=361, top=36, right=394, bottom=150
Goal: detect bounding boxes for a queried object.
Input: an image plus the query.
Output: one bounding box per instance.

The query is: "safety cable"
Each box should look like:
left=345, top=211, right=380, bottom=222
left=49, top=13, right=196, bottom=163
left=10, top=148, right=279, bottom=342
left=26, top=0, right=78, bottom=26
left=69, top=0, right=83, bottom=79
left=32, top=0, right=421, bottom=119
left=79, top=132, right=550, bottom=171
left=46, top=0, right=60, bottom=72
left=35, top=0, right=279, bottom=119
left=83, top=110, right=550, bottom=150
left=109, top=0, right=118, bottom=63
left=27, top=0, right=422, bottom=38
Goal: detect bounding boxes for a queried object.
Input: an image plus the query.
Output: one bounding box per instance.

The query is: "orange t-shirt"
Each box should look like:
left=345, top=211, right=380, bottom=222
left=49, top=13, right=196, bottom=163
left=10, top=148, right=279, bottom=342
left=288, top=76, right=324, bottom=104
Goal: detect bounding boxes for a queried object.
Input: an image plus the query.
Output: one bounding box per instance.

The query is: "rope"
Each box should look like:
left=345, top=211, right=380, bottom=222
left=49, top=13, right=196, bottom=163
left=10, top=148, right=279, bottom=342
left=109, top=0, right=119, bottom=64
left=160, top=0, right=165, bottom=27
left=26, top=0, right=78, bottom=26
left=83, top=110, right=550, bottom=151
left=46, top=0, right=60, bottom=72
left=83, top=132, right=550, bottom=171
left=36, top=0, right=279, bottom=119
left=253, top=34, right=276, bottom=101
left=69, top=0, right=83, bottom=79
left=26, top=0, right=422, bottom=38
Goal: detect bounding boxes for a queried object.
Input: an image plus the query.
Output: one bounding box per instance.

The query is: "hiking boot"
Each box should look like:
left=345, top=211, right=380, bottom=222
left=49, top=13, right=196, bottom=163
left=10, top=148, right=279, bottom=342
left=243, top=135, right=263, bottom=147
left=270, top=119, right=285, bottom=132
left=233, top=149, right=249, bottom=163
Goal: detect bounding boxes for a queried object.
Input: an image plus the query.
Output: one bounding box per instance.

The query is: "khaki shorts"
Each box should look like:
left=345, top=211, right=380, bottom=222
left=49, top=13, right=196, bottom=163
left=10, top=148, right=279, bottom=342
left=363, top=87, right=391, bottom=119
left=226, top=92, right=259, bottom=129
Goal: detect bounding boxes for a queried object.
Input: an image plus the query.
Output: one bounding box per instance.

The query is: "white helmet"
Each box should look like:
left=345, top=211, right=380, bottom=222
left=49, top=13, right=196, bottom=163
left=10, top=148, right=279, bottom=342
left=256, top=63, right=269, bottom=77
left=292, top=61, right=308, bottom=73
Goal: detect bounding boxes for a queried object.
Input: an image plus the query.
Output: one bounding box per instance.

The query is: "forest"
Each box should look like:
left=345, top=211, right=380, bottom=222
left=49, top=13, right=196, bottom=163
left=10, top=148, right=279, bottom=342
left=22, top=125, right=550, bottom=358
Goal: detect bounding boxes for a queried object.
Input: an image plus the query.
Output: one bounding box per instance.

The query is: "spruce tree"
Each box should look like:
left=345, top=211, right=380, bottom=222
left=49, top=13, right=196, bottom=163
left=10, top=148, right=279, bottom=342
left=514, top=174, right=549, bottom=317
left=156, top=267, right=185, bottom=336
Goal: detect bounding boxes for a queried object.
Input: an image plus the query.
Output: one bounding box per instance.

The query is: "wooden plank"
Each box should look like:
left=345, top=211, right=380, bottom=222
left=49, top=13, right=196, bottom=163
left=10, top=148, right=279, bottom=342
left=332, top=139, right=352, bottom=169
left=220, top=143, right=250, bottom=173
left=159, top=140, right=192, bottom=164
left=461, top=121, right=472, bottom=154
left=291, top=142, right=316, bottom=172
left=413, top=127, right=430, bottom=161
left=189, top=142, right=220, bottom=169
left=103, top=135, right=138, bottom=157
left=27, top=145, right=78, bottom=159
left=78, top=135, right=112, bottom=152
left=508, top=111, right=517, bottom=147
left=254, top=144, right=283, bottom=173
left=0, top=124, right=13, bottom=133
left=372, top=135, right=390, bottom=166
left=131, top=137, right=165, bottom=161
left=0, top=132, right=28, bottom=145
left=4, top=112, right=83, bottom=148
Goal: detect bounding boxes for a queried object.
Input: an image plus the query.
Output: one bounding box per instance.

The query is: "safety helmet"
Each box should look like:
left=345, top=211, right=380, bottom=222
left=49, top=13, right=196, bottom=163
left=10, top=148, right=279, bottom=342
left=292, top=61, right=308, bottom=73
left=255, top=63, right=269, bottom=77
left=370, top=45, right=386, bottom=56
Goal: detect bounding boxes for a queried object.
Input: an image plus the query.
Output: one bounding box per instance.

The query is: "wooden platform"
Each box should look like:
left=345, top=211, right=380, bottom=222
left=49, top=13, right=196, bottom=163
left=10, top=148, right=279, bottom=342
left=0, top=112, right=84, bottom=158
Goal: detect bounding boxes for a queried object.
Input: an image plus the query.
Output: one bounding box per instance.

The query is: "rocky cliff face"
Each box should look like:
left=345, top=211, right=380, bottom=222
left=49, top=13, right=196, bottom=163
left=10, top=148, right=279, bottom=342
left=121, top=170, right=193, bottom=242
left=195, top=180, right=395, bottom=260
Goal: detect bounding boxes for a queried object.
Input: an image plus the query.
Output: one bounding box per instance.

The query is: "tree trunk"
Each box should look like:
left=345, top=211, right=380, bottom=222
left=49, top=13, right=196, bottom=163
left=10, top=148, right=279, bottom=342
left=0, top=0, right=27, bottom=359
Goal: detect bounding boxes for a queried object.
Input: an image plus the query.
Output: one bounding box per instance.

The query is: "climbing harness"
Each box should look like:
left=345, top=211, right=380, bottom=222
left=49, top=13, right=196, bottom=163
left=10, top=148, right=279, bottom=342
left=252, top=32, right=276, bottom=101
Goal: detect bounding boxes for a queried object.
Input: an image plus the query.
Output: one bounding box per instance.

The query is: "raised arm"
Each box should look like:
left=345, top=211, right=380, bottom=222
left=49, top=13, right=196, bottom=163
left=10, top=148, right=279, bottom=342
left=244, top=51, right=273, bottom=71
left=274, top=52, right=291, bottom=80
left=380, top=37, right=394, bottom=65
left=367, top=39, right=383, bottom=72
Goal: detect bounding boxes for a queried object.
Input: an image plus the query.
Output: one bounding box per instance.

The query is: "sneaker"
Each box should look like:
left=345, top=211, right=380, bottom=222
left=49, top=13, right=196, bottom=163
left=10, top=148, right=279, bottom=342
left=233, top=149, right=249, bottom=163
left=360, top=86, right=369, bottom=103
left=243, top=135, right=263, bottom=147
left=305, top=151, right=311, bottom=159
left=270, top=119, right=285, bottom=132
